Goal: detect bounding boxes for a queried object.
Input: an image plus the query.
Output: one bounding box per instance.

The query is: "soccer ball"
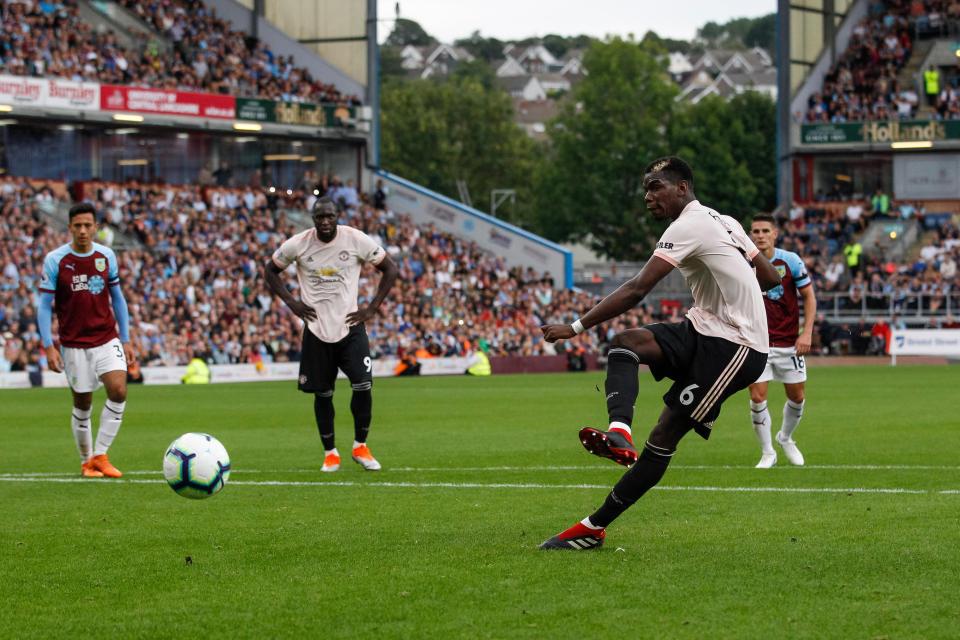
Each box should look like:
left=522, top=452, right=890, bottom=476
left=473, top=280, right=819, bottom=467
left=163, top=433, right=231, bottom=499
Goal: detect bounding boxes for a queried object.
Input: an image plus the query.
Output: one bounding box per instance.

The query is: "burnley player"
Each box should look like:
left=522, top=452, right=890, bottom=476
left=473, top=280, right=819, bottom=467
left=747, top=214, right=816, bottom=468
left=264, top=197, right=398, bottom=472
left=539, top=157, right=781, bottom=550
left=38, top=203, right=134, bottom=478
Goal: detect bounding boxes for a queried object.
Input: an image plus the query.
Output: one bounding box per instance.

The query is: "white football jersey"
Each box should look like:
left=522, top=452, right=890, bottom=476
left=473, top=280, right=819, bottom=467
left=652, top=200, right=769, bottom=353
left=272, top=225, right=386, bottom=342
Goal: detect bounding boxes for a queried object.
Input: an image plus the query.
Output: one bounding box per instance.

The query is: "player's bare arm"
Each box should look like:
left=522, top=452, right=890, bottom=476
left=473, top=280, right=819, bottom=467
left=751, top=250, right=781, bottom=292
left=263, top=259, right=318, bottom=321
left=346, top=253, right=399, bottom=326
left=796, top=284, right=817, bottom=355
left=541, top=255, right=675, bottom=342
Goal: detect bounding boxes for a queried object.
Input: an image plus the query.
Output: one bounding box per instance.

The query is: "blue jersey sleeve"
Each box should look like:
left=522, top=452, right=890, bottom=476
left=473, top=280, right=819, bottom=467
left=38, top=292, right=55, bottom=347
left=40, top=253, right=59, bottom=293
left=785, top=251, right=811, bottom=289
left=110, top=283, right=130, bottom=343
left=106, top=247, right=120, bottom=285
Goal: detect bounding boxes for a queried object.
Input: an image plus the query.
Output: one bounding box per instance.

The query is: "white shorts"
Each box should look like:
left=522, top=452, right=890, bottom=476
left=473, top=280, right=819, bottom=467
left=62, top=338, right=127, bottom=393
left=755, top=346, right=807, bottom=384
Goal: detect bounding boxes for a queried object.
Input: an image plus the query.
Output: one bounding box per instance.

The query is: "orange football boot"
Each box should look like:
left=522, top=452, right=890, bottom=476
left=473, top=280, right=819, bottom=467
left=89, top=454, right=123, bottom=478
left=81, top=459, right=104, bottom=478
left=351, top=444, right=381, bottom=471
left=321, top=451, right=341, bottom=473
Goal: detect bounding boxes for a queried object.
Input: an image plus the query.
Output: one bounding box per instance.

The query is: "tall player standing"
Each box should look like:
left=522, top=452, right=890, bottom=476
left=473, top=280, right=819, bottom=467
left=539, top=157, right=781, bottom=550
left=264, top=197, right=398, bottom=472
left=747, top=214, right=816, bottom=468
left=38, top=204, right=134, bottom=478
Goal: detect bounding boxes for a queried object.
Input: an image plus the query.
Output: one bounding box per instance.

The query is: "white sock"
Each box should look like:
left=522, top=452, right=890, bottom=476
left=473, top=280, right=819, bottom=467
left=94, top=400, right=125, bottom=456
left=325, top=448, right=339, bottom=456
left=71, top=407, right=93, bottom=461
left=581, top=517, right=602, bottom=530
left=352, top=440, right=365, bottom=449
left=608, top=421, right=631, bottom=435
left=781, top=400, right=805, bottom=440
left=750, top=400, right=774, bottom=455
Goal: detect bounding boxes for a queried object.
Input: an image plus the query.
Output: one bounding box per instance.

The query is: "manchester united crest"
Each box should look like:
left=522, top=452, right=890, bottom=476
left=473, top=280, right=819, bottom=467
left=95, top=258, right=106, bottom=272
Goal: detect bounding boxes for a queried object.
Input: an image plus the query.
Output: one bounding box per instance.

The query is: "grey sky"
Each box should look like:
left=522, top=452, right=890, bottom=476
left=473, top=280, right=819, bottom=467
left=378, top=0, right=776, bottom=44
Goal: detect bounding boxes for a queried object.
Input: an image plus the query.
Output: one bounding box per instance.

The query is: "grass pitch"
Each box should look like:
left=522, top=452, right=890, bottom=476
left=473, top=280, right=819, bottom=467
left=2, top=366, right=959, bottom=639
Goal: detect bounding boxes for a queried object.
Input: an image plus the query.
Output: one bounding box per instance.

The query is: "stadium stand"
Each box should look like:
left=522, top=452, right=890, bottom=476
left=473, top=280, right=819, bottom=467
left=0, top=175, right=664, bottom=371
left=804, top=0, right=960, bottom=122
left=0, top=0, right=360, bottom=105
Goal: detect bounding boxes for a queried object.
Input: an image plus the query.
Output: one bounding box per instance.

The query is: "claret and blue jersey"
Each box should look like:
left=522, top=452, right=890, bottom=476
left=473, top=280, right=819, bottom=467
left=39, top=242, right=126, bottom=349
left=763, top=248, right=812, bottom=348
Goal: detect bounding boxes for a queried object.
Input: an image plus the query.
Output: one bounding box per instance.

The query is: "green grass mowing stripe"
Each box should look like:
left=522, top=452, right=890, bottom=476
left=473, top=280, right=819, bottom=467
left=3, top=366, right=960, bottom=639
left=0, top=475, right=936, bottom=494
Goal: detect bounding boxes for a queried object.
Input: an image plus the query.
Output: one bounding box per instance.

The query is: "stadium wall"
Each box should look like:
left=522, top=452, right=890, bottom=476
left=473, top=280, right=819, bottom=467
left=378, top=171, right=575, bottom=288
left=0, top=356, right=592, bottom=389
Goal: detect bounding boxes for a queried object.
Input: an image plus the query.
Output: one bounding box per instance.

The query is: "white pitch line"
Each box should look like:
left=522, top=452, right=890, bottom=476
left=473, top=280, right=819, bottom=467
left=0, top=475, right=947, bottom=494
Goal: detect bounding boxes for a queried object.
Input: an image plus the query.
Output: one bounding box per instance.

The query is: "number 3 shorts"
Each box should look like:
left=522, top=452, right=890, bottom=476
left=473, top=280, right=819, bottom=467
left=646, top=319, right=767, bottom=439
left=62, top=337, right=127, bottom=393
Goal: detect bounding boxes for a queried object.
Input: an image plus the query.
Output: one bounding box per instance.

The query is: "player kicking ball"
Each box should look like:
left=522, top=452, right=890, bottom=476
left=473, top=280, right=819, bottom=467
left=38, top=204, right=134, bottom=478
left=747, top=214, right=816, bottom=468
left=538, top=158, right=781, bottom=550
left=265, top=197, right=398, bottom=472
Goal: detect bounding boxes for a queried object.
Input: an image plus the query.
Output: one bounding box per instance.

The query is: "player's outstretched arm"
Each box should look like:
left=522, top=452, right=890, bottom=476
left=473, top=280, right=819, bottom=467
left=262, top=259, right=317, bottom=321
left=751, top=251, right=782, bottom=291
left=541, top=256, right=675, bottom=342
left=37, top=292, right=63, bottom=372
left=346, top=254, right=398, bottom=326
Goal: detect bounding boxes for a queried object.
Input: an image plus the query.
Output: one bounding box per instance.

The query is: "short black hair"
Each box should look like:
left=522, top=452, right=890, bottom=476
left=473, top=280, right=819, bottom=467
left=751, top=213, right=777, bottom=226
left=312, top=196, right=338, bottom=213
left=644, top=156, right=694, bottom=187
left=68, top=203, right=96, bottom=221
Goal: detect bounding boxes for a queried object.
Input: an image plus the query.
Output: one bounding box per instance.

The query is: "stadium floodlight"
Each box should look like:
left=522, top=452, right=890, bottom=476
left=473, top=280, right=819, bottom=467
left=0, top=119, right=15, bottom=126
left=233, top=122, right=262, bottom=132
left=112, top=114, right=144, bottom=123
left=0, top=104, right=12, bottom=112
left=890, top=141, right=933, bottom=150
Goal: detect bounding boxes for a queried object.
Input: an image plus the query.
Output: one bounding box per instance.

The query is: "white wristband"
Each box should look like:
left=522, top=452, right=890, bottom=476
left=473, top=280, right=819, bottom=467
left=571, top=319, right=585, bottom=335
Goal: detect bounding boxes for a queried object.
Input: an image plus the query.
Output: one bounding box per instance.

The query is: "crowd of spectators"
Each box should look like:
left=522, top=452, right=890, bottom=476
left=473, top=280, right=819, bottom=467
left=0, top=174, right=661, bottom=374
left=777, top=198, right=960, bottom=335
left=806, top=1, right=917, bottom=123
left=0, top=0, right=360, bottom=106
left=4, top=171, right=959, bottom=373
left=804, top=0, right=960, bottom=123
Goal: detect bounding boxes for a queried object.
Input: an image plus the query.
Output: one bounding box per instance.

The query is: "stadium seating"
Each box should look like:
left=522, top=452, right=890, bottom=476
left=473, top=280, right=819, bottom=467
left=0, top=0, right=359, bottom=106
left=805, top=0, right=960, bottom=122
left=0, top=175, right=660, bottom=370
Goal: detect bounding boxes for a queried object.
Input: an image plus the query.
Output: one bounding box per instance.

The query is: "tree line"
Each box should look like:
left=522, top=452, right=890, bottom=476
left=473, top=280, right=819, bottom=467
left=381, top=33, right=776, bottom=260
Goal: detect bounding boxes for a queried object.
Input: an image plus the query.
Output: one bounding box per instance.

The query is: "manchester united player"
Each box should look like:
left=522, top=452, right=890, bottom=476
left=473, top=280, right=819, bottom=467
left=264, top=197, right=398, bottom=472
left=539, top=157, right=781, bottom=550
left=747, top=214, right=816, bottom=468
left=38, top=203, right=134, bottom=478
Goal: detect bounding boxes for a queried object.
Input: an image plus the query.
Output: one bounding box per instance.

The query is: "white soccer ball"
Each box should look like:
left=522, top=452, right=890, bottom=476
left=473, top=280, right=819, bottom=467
left=163, top=433, right=231, bottom=499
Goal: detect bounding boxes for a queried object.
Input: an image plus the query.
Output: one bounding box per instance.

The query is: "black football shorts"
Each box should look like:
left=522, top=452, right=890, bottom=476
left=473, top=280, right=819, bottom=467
left=298, top=324, right=373, bottom=394
left=646, top=319, right=767, bottom=439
